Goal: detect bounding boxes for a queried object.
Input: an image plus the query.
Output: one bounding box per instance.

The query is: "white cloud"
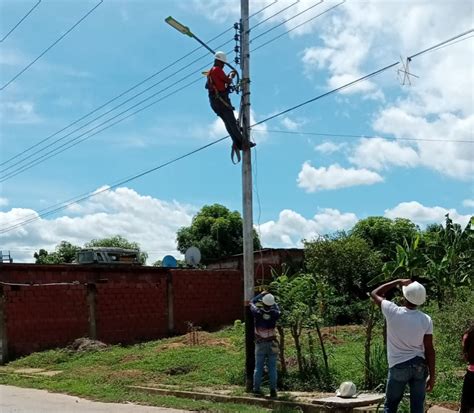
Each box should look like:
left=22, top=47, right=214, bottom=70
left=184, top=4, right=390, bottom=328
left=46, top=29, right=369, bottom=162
left=384, top=201, right=472, bottom=228
left=315, top=141, right=346, bottom=154
left=0, top=187, right=195, bottom=264
left=281, top=116, right=302, bottom=131
left=297, top=161, right=383, bottom=192
left=258, top=207, right=358, bottom=247
left=0, top=101, right=42, bottom=124
left=373, top=109, right=474, bottom=180
left=301, top=1, right=474, bottom=180
left=349, top=137, right=420, bottom=170
left=0, top=198, right=8, bottom=207
left=463, top=199, right=474, bottom=208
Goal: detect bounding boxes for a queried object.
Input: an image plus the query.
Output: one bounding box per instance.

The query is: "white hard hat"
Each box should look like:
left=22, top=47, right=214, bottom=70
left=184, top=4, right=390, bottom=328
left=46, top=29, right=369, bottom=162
left=214, top=51, right=227, bottom=63
left=262, top=294, right=275, bottom=306
left=336, top=381, right=357, bottom=398
left=402, top=281, right=426, bottom=306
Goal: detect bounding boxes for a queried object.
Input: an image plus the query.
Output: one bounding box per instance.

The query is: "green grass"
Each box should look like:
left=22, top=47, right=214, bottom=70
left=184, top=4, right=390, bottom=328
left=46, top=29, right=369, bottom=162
left=0, top=323, right=464, bottom=411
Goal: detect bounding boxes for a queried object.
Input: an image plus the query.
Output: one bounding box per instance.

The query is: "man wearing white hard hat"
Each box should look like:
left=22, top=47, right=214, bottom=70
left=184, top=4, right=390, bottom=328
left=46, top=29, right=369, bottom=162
left=206, top=51, right=255, bottom=153
left=250, top=291, right=281, bottom=398
left=371, top=279, right=436, bottom=413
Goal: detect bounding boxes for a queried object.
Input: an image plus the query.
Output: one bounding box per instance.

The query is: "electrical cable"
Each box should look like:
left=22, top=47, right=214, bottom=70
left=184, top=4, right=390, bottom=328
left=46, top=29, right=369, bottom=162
left=0, top=1, right=281, bottom=168
left=0, top=39, right=234, bottom=177
left=0, top=0, right=41, bottom=43
left=0, top=30, right=233, bottom=169
left=251, top=129, right=474, bottom=143
left=249, top=0, right=299, bottom=32
left=3, top=22, right=469, bottom=233
left=250, top=0, right=323, bottom=44
left=251, top=1, right=346, bottom=52
left=0, top=0, right=103, bottom=91
left=0, top=62, right=400, bottom=233
left=0, top=2, right=318, bottom=181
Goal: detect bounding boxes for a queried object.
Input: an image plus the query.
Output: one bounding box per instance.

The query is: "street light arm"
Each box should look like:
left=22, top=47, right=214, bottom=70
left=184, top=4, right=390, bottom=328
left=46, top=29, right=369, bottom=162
left=165, top=16, right=240, bottom=86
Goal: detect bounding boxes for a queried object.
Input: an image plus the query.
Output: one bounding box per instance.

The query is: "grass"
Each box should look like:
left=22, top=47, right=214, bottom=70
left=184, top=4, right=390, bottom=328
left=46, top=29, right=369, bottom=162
left=0, top=323, right=465, bottom=411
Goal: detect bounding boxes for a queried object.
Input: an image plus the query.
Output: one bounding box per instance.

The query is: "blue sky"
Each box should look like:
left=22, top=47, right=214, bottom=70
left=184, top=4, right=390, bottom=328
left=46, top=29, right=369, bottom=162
left=0, top=0, right=473, bottom=263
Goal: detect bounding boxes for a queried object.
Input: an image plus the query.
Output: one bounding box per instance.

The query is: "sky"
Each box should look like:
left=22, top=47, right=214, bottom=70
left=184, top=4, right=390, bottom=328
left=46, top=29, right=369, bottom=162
left=0, top=0, right=473, bottom=264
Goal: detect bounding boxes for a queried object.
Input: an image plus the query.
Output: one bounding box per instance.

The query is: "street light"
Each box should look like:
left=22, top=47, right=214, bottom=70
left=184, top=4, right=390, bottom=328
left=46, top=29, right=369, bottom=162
left=165, top=16, right=193, bottom=37
left=165, top=16, right=240, bottom=85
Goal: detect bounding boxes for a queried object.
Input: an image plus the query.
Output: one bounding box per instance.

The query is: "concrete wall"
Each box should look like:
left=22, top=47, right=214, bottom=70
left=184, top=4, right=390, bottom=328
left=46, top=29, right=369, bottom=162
left=0, top=264, right=242, bottom=362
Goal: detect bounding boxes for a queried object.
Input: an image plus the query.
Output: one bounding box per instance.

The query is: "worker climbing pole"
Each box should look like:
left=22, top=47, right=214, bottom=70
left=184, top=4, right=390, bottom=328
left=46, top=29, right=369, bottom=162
left=206, top=51, right=255, bottom=164
left=165, top=15, right=255, bottom=164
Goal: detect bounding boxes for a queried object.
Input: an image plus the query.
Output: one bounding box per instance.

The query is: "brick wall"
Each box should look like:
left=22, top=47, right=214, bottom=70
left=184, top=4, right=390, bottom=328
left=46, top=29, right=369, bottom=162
left=0, top=264, right=243, bottom=362
left=172, top=270, right=242, bottom=334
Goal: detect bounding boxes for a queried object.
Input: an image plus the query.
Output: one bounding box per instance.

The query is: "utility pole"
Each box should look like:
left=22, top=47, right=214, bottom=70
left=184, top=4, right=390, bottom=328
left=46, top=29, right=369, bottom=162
left=240, top=0, right=255, bottom=392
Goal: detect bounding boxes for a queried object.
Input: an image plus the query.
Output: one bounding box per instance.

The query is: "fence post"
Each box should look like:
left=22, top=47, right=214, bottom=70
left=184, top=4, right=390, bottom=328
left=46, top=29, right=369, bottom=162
left=0, top=286, right=8, bottom=364
left=87, top=283, right=97, bottom=340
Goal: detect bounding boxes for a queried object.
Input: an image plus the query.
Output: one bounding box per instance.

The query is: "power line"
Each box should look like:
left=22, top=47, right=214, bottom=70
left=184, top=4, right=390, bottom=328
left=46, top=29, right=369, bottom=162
left=0, top=62, right=399, bottom=234
left=250, top=0, right=299, bottom=32
left=0, top=0, right=103, bottom=91
left=0, top=29, right=233, bottom=169
left=0, top=1, right=279, bottom=169
left=252, top=129, right=474, bottom=143
left=408, top=28, right=473, bottom=59
left=0, top=0, right=42, bottom=43
left=0, top=40, right=233, bottom=178
left=252, top=1, right=346, bottom=52
left=0, top=2, right=332, bottom=181
left=1, top=28, right=470, bottom=233
left=250, top=0, right=324, bottom=44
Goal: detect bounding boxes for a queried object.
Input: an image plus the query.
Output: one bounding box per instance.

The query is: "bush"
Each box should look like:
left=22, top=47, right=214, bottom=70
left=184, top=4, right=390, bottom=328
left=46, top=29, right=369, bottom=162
left=430, top=287, right=474, bottom=364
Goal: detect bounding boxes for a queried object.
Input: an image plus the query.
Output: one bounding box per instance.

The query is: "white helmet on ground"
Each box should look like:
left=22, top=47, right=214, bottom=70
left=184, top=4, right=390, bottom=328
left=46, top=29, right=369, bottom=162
left=262, top=293, right=275, bottom=306
left=336, top=381, right=357, bottom=398
left=402, top=281, right=426, bottom=306
left=214, top=51, right=227, bottom=63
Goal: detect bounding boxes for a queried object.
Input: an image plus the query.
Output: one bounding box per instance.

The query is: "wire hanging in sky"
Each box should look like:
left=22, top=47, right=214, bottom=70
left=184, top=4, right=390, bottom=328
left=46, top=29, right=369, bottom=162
left=0, top=1, right=281, bottom=169
left=0, top=60, right=408, bottom=233
left=0, top=0, right=286, bottom=174
left=0, top=1, right=334, bottom=182
left=0, top=0, right=103, bottom=91
left=0, top=0, right=42, bottom=42
left=251, top=129, right=474, bottom=143
left=1, top=24, right=469, bottom=234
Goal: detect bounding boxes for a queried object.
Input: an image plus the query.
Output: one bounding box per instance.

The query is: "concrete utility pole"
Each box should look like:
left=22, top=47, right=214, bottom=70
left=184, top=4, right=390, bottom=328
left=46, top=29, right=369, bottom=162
left=240, top=0, right=255, bottom=392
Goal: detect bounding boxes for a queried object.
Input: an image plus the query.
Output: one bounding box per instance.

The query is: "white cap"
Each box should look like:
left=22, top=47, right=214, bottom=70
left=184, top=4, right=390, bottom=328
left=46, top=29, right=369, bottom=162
left=214, top=51, right=227, bottom=63
left=262, top=294, right=275, bottom=306
left=336, top=381, right=357, bottom=398
left=402, top=281, right=426, bottom=306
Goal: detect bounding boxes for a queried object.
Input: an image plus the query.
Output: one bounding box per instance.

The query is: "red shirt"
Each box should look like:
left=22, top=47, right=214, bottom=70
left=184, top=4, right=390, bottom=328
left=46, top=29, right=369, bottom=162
left=208, top=65, right=232, bottom=93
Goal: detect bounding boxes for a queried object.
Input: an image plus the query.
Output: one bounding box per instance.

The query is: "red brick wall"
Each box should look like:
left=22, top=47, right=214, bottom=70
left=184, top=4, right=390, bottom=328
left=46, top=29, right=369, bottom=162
left=0, top=264, right=242, bottom=360
left=172, top=270, right=243, bottom=334
left=95, top=278, right=168, bottom=344
left=4, top=284, right=88, bottom=357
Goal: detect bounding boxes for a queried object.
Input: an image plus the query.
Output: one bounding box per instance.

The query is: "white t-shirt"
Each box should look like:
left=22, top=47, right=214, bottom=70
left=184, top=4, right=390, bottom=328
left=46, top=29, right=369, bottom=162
left=381, top=300, right=433, bottom=368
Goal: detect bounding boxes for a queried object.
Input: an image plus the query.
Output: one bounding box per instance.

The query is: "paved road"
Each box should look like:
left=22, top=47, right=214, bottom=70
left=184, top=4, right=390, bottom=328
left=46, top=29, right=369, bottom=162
left=0, top=385, right=193, bottom=413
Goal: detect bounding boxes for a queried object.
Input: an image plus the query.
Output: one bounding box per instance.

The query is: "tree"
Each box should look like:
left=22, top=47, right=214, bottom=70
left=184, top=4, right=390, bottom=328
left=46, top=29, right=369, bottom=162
left=350, top=217, right=419, bottom=261
left=304, top=234, right=383, bottom=324
left=269, top=271, right=331, bottom=388
left=84, top=235, right=148, bottom=265
left=176, top=204, right=261, bottom=264
left=34, top=241, right=81, bottom=264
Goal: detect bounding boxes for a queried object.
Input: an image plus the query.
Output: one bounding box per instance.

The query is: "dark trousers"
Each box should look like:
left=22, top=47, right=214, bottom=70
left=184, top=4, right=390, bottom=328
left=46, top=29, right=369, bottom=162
left=209, top=94, right=243, bottom=150
left=461, top=370, right=474, bottom=413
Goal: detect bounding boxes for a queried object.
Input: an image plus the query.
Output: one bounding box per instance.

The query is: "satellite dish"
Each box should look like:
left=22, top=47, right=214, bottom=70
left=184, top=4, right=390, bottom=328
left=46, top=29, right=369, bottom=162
left=185, top=246, right=201, bottom=266
left=162, top=255, right=177, bottom=268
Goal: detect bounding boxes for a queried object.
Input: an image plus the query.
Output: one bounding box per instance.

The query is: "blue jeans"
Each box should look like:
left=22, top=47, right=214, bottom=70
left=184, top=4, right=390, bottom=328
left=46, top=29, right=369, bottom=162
left=253, top=340, right=278, bottom=392
left=384, top=356, right=428, bottom=413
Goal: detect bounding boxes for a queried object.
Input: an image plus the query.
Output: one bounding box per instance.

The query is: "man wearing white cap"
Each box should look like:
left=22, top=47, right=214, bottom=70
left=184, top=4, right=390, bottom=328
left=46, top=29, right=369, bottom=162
left=250, top=291, right=280, bottom=398
left=371, top=279, right=436, bottom=413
